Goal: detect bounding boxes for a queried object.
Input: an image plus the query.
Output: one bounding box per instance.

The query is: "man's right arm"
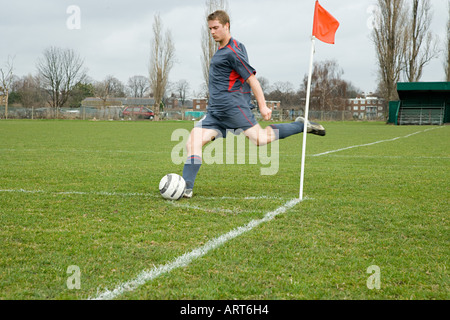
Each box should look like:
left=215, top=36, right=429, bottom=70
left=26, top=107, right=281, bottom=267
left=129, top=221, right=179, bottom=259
left=246, top=75, right=272, bottom=121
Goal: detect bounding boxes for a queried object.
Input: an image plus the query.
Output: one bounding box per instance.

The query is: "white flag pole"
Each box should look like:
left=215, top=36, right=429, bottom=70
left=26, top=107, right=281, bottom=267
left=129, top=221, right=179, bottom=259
left=299, top=36, right=316, bottom=200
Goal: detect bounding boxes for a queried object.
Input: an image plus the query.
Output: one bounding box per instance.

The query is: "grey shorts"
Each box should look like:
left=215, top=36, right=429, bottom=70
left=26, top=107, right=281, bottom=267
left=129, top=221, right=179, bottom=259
left=195, top=107, right=258, bottom=138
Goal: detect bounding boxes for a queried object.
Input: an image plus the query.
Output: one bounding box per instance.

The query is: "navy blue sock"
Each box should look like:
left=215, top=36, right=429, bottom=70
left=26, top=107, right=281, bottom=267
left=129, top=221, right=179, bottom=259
left=270, top=122, right=304, bottom=140
left=182, top=155, right=202, bottom=190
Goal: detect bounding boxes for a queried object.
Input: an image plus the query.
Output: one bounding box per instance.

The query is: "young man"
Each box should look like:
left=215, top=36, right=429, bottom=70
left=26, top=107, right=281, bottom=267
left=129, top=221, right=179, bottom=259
left=182, top=10, right=325, bottom=198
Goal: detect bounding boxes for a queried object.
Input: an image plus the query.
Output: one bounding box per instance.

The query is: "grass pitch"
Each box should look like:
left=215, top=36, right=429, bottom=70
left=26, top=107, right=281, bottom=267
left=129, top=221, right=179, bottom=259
left=0, top=120, right=448, bottom=300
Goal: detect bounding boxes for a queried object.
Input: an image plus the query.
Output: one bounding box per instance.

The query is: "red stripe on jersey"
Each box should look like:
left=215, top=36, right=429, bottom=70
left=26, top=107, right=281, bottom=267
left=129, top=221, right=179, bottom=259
left=228, top=70, right=244, bottom=92
left=227, top=45, right=253, bottom=78
left=233, top=39, right=241, bottom=50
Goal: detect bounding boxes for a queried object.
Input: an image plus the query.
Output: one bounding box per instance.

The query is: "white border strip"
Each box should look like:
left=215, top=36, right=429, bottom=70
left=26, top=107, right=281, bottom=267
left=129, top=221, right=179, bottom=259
left=89, top=198, right=301, bottom=300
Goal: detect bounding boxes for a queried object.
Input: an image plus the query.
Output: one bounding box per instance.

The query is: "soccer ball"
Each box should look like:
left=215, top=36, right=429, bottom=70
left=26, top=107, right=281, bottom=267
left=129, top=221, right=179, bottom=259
left=159, top=173, right=186, bottom=200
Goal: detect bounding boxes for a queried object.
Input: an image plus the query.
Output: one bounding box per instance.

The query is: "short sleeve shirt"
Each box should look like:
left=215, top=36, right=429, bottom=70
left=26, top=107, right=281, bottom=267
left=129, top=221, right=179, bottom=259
left=208, top=38, right=256, bottom=112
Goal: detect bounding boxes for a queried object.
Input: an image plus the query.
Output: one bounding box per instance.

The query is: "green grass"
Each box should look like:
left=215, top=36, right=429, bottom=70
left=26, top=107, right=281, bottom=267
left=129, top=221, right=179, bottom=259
left=0, top=119, right=448, bottom=300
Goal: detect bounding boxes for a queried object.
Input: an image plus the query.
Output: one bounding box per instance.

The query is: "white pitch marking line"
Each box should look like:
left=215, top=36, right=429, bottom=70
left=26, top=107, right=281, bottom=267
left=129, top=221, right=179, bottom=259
left=0, top=189, right=271, bottom=215
left=169, top=202, right=237, bottom=214
left=0, top=189, right=284, bottom=201
left=87, top=126, right=443, bottom=299
left=4, top=127, right=442, bottom=299
left=0, top=148, right=166, bottom=155
left=312, top=154, right=450, bottom=160
left=0, top=189, right=45, bottom=194
left=0, top=189, right=153, bottom=197
left=312, top=126, right=443, bottom=157
left=88, top=198, right=302, bottom=300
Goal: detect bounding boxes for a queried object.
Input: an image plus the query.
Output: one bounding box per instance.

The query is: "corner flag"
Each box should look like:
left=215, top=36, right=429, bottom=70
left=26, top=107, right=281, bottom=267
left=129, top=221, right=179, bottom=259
left=299, top=1, right=339, bottom=200
left=312, top=0, right=340, bottom=44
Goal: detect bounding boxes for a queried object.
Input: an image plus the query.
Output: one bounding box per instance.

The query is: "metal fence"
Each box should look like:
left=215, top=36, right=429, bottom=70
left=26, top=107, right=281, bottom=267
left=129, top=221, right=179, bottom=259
left=1, top=106, right=125, bottom=120
left=0, top=106, right=384, bottom=122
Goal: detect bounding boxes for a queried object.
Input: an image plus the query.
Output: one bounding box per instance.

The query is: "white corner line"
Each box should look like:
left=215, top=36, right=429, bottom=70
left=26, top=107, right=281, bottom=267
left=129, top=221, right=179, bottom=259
left=312, top=126, right=443, bottom=157
left=88, top=198, right=302, bottom=300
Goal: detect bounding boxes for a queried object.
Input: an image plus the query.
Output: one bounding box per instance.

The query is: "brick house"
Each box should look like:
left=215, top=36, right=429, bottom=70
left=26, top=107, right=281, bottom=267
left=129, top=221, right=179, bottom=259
left=192, top=98, right=208, bottom=111
left=347, top=94, right=385, bottom=120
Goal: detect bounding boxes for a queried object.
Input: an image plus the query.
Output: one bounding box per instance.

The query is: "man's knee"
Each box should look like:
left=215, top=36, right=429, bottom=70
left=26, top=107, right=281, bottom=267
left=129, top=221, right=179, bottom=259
left=186, top=128, right=217, bottom=151
left=245, top=126, right=275, bottom=147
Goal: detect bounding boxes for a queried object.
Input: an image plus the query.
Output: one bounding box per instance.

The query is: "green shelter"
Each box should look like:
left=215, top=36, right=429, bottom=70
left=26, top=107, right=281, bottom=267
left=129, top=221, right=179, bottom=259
left=388, top=82, right=450, bottom=125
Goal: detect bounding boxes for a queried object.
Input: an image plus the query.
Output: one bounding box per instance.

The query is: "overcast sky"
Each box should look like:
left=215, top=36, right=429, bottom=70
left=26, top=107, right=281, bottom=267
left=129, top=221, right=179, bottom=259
left=1, top=0, right=448, bottom=97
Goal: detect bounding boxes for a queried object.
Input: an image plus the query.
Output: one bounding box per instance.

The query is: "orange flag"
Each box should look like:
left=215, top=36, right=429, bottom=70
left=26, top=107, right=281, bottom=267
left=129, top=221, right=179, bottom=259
left=312, top=0, right=340, bottom=44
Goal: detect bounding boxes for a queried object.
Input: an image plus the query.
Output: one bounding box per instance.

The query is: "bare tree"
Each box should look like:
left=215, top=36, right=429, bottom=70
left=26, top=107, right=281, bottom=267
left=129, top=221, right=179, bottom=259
left=257, top=76, right=270, bottom=93
left=345, top=81, right=364, bottom=98
left=36, top=47, right=87, bottom=117
left=0, top=56, right=14, bottom=119
left=128, top=75, right=149, bottom=98
left=94, top=75, right=125, bottom=107
left=175, top=80, right=190, bottom=107
left=446, top=3, right=450, bottom=81
left=268, top=81, right=298, bottom=108
left=303, top=60, right=347, bottom=111
left=149, top=14, right=175, bottom=121
left=403, top=0, right=439, bottom=82
left=371, top=0, right=407, bottom=102
left=14, top=74, right=46, bottom=109
left=201, top=0, right=229, bottom=99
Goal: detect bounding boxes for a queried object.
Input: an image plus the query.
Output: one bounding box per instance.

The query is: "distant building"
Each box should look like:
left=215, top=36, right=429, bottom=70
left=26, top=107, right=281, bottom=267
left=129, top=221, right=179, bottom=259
left=81, top=97, right=283, bottom=115
left=117, top=98, right=155, bottom=108
left=347, top=94, right=385, bottom=120
left=192, top=98, right=208, bottom=111
left=81, top=97, right=125, bottom=108
left=266, top=101, right=281, bottom=109
left=165, top=97, right=180, bottom=109
left=81, top=97, right=182, bottom=110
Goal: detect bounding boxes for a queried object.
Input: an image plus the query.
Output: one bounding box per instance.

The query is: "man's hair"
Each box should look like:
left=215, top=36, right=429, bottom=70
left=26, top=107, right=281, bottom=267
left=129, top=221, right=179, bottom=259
left=207, top=10, right=230, bottom=28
